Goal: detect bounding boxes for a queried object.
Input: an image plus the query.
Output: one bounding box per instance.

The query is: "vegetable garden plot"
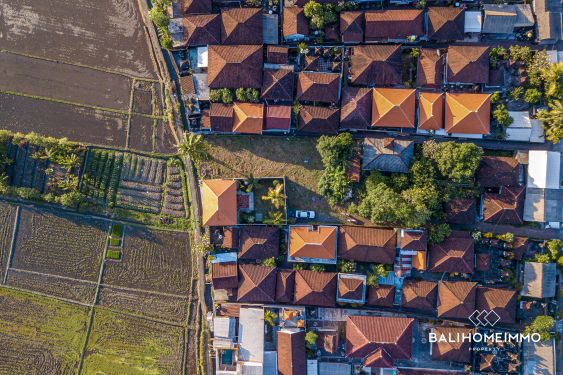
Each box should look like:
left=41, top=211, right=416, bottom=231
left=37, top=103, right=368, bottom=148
left=162, top=163, right=188, bottom=218
left=81, top=149, right=123, bottom=207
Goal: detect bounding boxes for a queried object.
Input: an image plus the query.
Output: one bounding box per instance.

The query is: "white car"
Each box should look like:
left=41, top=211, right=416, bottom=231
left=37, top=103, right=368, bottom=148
left=295, top=210, right=315, bottom=219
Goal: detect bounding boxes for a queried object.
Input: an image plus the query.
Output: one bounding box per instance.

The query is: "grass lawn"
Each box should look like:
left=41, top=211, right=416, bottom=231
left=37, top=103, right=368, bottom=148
left=202, top=135, right=342, bottom=222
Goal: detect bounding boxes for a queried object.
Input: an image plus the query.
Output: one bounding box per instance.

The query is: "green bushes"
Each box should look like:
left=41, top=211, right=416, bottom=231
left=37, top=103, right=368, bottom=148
left=209, top=89, right=234, bottom=104
left=316, top=133, right=354, bottom=206
left=235, top=88, right=260, bottom=103
left=106, top=249, right=122, bottom=260
left=303, top=0, right=337, bottom=30
left=149, top=0, right=172, bottom=49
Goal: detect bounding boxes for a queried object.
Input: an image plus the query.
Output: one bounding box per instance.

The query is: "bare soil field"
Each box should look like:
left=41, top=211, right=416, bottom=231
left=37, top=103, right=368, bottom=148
left=82, top=308, right=184, bottom=374
left=0, top=287, right=89, bottom=374
left=154, top=120, right=178, bottom=154
left=129, top=115, right=155, bottom=153
left=0, top=0, right=157, bottom=79
left=0, top=51, right=132, bottom=110
left=102, top=225, right=191, bottom=295
left=10, top=207, right=107, bottom=281
left=132, top=80, right=154, bottom=115
left=0, top=93, right=129, bottom=147
left=0, top=201, right=17, bottom=282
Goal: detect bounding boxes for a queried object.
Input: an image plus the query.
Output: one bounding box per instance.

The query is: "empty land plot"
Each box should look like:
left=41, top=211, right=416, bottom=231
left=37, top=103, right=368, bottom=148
left=0, top=93, right=128, bottom=147
left=0, top=287, right=89, bottom=375
left=0, top=51, right=132, bottom=110
left=81, top=308, right=184, bottom=374
left=128, top=115, right=155, bottom=153
left=154, top=120, right=178, bottom=154
left=103, top=226, right=191, bottom=295
left=132, top=80, right=154, bottom=115
left=203, top=135, right=340, bottom=222
left=0, top=202, right=17, bottom=281
left=0, top=0, right=157, bottom=79
left=10, top=207, right=107, bottom=281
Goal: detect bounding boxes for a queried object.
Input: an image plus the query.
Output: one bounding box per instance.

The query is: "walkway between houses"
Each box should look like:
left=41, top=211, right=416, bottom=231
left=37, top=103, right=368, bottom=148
left=474, top=222, right=562, bottom=240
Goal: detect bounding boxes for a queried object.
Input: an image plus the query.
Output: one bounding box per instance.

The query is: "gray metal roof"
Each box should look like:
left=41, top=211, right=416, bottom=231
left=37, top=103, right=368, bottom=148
left=521, top=262, right=557, bottom=298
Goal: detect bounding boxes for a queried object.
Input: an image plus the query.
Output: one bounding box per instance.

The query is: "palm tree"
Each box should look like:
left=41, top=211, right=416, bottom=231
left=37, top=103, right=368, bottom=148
left=261, top=183, right=287, bottom=209
left=537, top=100, right=563, bottom=144
left=542, top=62, right=563, bottom=100
left=263, top=210, right=285, bottom=226
left=57, top=175, right=79, bottom=191
left=58, top=153, right=79, bottom=171
left=177, top=133, right=210, bottom=164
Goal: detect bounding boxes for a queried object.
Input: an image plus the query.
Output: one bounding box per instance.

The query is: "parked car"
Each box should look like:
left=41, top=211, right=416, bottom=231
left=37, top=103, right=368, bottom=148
left=295, top=210, right=315, bottom=219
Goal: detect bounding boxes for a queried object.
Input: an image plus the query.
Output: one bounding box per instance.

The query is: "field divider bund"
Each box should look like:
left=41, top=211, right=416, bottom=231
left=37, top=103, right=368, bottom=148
left=7, top=268, right=99, bottom=285
left=0, top=284, right=92, bottom=307
left=3, top=206, right=21, bottom=285
left=100, top=283, right=188, bottom=299
left=125, top=79, right=137, bottom=150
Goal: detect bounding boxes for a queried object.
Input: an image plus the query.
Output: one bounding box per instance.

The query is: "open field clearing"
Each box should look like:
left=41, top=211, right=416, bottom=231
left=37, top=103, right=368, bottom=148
left=82, top=308, right=184, bottom=374
left=0, top=0, right=157, bottom=79
left=0, top=287, right=89, bottom=374
left=0, top=93, right=129, bottom=147
left=129, top=115, right=155, bottom=153
left=203, top=135, right=340, bottom=222
left=0, top=51, right=132, bottom=110
left=0, top=202, right=17, bottom=282
left=154, top=120, right=178, bottom=154
left=10, top=207, right=107, bottom=281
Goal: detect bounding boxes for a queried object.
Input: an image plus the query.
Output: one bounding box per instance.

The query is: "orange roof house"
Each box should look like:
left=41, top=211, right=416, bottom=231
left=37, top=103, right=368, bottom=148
left=201, top=179, right=238, bottom=226
left=445, top=93, right=491, bottom=134
left=437, top=281, right=477, bottom=319
left=220, top=7, right=263, bottom=45
left=372, top=89, right=416, bottom=128
left=208, top=45, right=263, bottom=89
left=289, top=225, right=338, bottom=264
left=232, top=103, right=264, bottom=134
left=431, top=326, right=472, bottom=363
left=418, top=92, right=444, bottom=131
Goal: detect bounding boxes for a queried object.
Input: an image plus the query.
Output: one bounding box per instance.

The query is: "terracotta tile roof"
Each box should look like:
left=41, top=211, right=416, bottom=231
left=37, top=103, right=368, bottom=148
left=402, top=279, right=437, bottom=313
left=399, top=230, right=427, bottom=252
left=267, top=45, right=289, bottom=64
left=428, top=233, right=474, bottom=273
left=298, top=105, right=339, bottom=135
left=476, top=253, right=490, bottom=272
left=324, top=23, right=340, bottom=41
left=446, top=46, right=490, bottom=84
left=296, top=72, right=340, bottom=103
left=372, top=89, right=416, bottom=128
left=181, top=0, right=211, bottom=14
left=350, top=45, right=402, bottom=86
left=340, top=87, right=372, bottom=130
left=208, top=45, right=263, bottom=89
left=303, top=55, right=320, bottom=71
left=237, top=264, right=277, bottom=303
left=476, top=286, right=517, bottom=324
left=212, top=262, right=238, bottom=289
left=265, top=105, right=292, bottom=131
left=338, top=274, right=366, bottom=302
left=362, top=138, right=414, bottom=173
left=437, top=281, right=477, bottom=319
left=479, top=353, right=496, bottom=372
left=291, top=0, right=339, bottom=5
left=317, top=332, right=339, bottom=353
left=418, top=92, right=444, bottom=131
left=512, top=236, right=529, bottom=261
left=289, top=225, right=337, bottom=260
left=340, top=11, right=364, bottom=43
left=261, top=69, right=295, bottom=102
left=179, top=75, right=196, bottom=96
left=483, top=186, right=525, bottom=225
left=201, top=179, right=238, bottom=226
left=232, top=103, right=264, bottom=134
left=444, top=93, right=491, bottom=134
left=431, top=326, right=472, bottom=363
left=477, top=156, right=520, bottom=188
left=222, top=227, right=239, bottom=249
left=238, top=226, right=280, bottom=260
left=365, top=10, right=424, bottom=41
left=417, top=49, right=446, bottom=87
left=346, top=316, right=413, bottom=364
left=277, top=330, right=306, bottom=375
left=338, top=226, right=396, bottom=264
left=276, top=269, right=296, bottom=303
left=365, top=348, right=394, bottom=368
left=183, top=14, right=221, bottom=46
left=293, top=270, right=337, bottom=307
left=283, top=6, right=309, bottom=37
left=209, top=103, right=234, bottom=132
left=445, top=198, right=477, bottom=225
left=221, top=8, right=263, bottom=45
left=428, top=7, right=465, bottom=41
left=367, top=285, right=395, bottom=307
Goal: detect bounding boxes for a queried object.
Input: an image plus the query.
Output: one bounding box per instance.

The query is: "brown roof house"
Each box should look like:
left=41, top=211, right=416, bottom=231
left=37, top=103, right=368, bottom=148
left=183, top=14, right=221, bottom=46
left=221, top=8, right=263, bottom=45
left=298, top=105, right=340, bottom=135
left=296, top=72, right=340, bottom=103
left=445, top=93, right=491, bottom=135
left=431, top=326, right=472, bottom=363
left=283, top=6, right=310, bottom=41
left=399, top=229, right=427, bottom=252
left=232, top=103, right=264, bottom=134
left=237, top=264, right=277, bottom=303
left=446, top=46, right=489, bottom=84
left=261, top=68, right=295, bottom=102
left=340, top=87, right=372, bottom=130
left=367, top=285, right=395, bottom=307
left=208, top=103, right=234, bottom=132
left=364, top=10, right=424, bottom=42
left=437, top=281, right=477, bottom=319
left=293, top=270, right=337, bottom=307
left=401, top=279, right=438, bottom=314
left=350, top=45, right=402, bottom=86
left=483, top=186, right=525, bottom=225
left=428, top=231, right=474, bottom=274
left=276, top=269, right=296, bottom=303
left=277, top=329, right=306, bottom=375
left=238, top=226, right=280, bottom=260
left=212, top=262, right=238, bottom=290
left=363, top=138, right=415, bottom=173
left=476, top=286, right=517, bottom=324
left=267, top=45, right=289, bottom=65
left=338, top=226, right=397, bottom=264
left=418, top=92, right=444, bottom=132
left=201, top=179, right=238, bottom=226
left=337, top=273, right=367, bottom=304
left=477, top=156, right=520, bottom=188
left=428, top=7, right=465, bottom=41
left=181, top=0, right=211, bottom=14
left=446, top=198, right=477, bottom=225
left=340, top=11, right=364, bottom=43
left=208, top=45, right=263, bottom=89
left=372, top=89, right=416, bottom=128
left=265, top=105, right=292, bottom=133
left=346, top=316, right=414, bottom=368
left=417, top=49, right=446, bottom=87
left=289, top=225, right=338, bottom=264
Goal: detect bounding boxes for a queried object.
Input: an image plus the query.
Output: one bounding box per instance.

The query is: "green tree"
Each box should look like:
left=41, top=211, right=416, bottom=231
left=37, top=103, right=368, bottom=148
left=235, top=88, right=248, bottom=102
left=524, top=88, right=542, bottom=104
left=366, top=264, right=387, bottom=286
left=545, top=239, right=562, bottom=261
left=261, top=183, right=287, bottom=209
left=337, top=259, right=356, bottom=273
left=410, top=158, right=436, bottom=187
left=542, top=62, right=563, bottom=100
left=527, top=51, right=551, bottom=88
left=58, top=191, right=84, bottom=208
left=209, top=89, right=223, bottom=103
left=351, top=179, right=413, bottom=226
left=524, top=315, right=554, bottom=341
left=149, top=7, right=169, bottom=28
left=430, top=142, right=483, bottom=183
left=177, top=133, right=210, bottom=164
left=262, top=257, right=277, bottom=267
left=310, top=264, right=325, bottom=272
left=496, top=232, right=514, bottom=243
left=303, top=0, right=337, bottom=30
left=427, top=223, right=451, bottom=244
left=490, top=91, right=502, bottom=104
left=509, top=87, right=523, bottom=101
left=157, top=26, right=172, bottom=50
left=305, top=331, right=318, bottom=348
left=318, top=165, right=352, bottom=207
left=509, top=45, right=532, bottom=64
left=263, top=210, right=285, bottom=225
left=221, top=88, right=234, bottom=104
left=533, top=253, right=552, bottom=263
left=316, top=133, right=354, bottom=168
left=264, top=310, right=278, bottom=326
left=246, top=88, right=260, bottom=103
left=537, top=100, right=563, bottom=144
left=489, top=46, right=507, bottom=68
left=493, top=104, right=514, bottom=127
